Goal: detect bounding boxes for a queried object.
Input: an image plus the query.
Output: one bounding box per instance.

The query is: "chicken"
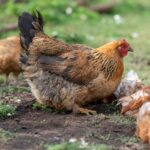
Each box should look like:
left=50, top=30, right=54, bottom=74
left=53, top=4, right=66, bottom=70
left=18, top=11, right=133, bottom=115
left=0, top=36, right=22, bottom=83
left=118, top=86, right=150, bottom=143
left=119, top=86, right=150, bottom=117
left=136, top=102, right=150, bottom=143
left=115, top=70, right=144, bottom=98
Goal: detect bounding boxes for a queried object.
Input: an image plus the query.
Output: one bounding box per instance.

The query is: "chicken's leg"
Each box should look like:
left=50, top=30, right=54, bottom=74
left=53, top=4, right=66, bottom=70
left=73, top=104, right=97, bottom=115
left=71, top=87, right=97, bottom=115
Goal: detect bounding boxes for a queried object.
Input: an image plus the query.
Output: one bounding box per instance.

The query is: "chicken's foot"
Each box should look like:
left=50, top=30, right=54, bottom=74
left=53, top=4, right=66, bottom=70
left=73, top=104, right=97, bottom=115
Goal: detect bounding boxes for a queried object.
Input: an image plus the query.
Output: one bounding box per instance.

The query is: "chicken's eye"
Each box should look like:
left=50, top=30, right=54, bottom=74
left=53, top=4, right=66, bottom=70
left=118, top=44, right=127, bottom=50
left=117, top=46, right=121, bottom=50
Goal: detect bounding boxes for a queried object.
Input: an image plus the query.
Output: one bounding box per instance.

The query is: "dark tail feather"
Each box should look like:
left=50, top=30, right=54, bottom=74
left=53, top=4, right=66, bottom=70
left=18, top=10, right=44, bottom=65
left=18, top=10, right=44, bottom=50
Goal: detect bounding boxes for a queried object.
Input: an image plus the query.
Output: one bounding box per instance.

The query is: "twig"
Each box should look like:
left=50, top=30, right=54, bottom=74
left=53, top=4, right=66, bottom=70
left=77, top=0, right=118, bottom=14
left=90, top=2, right=117, bottom=14
left=0, top=24, right=18, bottom=33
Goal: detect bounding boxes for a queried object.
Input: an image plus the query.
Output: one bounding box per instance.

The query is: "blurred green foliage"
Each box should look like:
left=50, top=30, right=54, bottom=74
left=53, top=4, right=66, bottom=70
left=0, top=104, right=16, bottom=118
left=0, top=128, right=15, bottom=141
left=115, top=0, right=150, bottom=14
left=0, top=0, right=150, bottom=84
left=0, top=0, right=100, bottom=23
left=32, top=102, right=53, bottom=112
left=45, top=142, right=112, bottom=150
left=0, top=86, right=30, bottom=96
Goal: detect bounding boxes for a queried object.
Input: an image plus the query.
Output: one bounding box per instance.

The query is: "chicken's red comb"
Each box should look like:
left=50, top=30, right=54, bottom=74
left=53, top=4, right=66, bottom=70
left=122, top=38, right=127, bottom=42
left=121, top=38, right=129, bottom=45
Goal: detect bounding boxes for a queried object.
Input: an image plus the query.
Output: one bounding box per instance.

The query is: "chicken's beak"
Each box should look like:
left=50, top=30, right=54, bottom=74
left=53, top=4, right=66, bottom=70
left=128, top=47, right=134, bottom=52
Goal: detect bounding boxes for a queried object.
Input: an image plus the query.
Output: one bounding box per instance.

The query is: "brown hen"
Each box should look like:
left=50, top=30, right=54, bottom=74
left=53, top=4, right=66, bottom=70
left=0, top=36, right=22, bottom=83
left=18, top=11, right=133, bottom=115
left=136, top=101, right=150, bottom=143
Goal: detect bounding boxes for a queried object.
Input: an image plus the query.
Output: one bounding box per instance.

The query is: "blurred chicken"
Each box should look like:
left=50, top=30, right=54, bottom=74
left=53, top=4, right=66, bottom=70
left=115, top=70, right=144, bottom=98
left=18, top=11, right=133, bottom=115
left=136, top=102, right=150, bottom=143
left=119, top=86, right=150, bottom=117
left=0, top=36, right=22, bottom=83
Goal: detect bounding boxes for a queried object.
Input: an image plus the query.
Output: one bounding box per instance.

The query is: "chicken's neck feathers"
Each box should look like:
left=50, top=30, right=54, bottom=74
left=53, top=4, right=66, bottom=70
left=91, top=50, right=123, bottom=80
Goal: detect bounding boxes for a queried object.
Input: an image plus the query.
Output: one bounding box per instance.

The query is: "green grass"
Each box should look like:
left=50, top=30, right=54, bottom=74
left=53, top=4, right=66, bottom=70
left=0, top=76, right=5, bottom=83
left=32, top=102, right=53, bottom=112
left=0, top=128, right=15, bottom=142
left=0, top=104, right=16, bottom=118
left=0, top=0, right=149, bottom=84
left=110, top=112, right=135, bottom=124
left=120, top=135, right=139, bottom=144
left=32, top=102, right=66, bottom=114
left=45, top=142, right=112, bottom=150
left=0, top=0, right=149, bottom=148
left=0, top=86, right=30, bottom=96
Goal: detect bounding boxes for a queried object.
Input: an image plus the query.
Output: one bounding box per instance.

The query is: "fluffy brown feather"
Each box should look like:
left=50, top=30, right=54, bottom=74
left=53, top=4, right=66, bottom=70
left=18, top=11, right=133, bottom=114
left=120, top=86, right=150, bottom=116
left=0, top=36, right=22, bottom=83
left=136, top=102, right=150, bottom=143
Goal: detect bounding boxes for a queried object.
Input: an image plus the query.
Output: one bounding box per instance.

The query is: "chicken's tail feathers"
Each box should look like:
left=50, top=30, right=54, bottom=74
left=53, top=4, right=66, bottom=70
left=18, top=10, right=43, bottom=66
left=18, top=10, right=44, bottom=50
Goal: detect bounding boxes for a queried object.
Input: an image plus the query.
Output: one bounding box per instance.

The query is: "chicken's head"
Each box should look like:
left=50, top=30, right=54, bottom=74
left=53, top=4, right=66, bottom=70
left=117, top=39, right=133, bottom=57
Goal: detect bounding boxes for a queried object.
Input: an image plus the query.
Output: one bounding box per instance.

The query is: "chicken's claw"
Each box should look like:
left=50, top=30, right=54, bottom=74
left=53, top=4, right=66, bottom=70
left=73, top=104, right=97, bottom=115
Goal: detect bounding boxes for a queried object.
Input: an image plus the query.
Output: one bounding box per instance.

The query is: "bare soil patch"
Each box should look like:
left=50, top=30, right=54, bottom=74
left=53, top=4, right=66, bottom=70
left=0, top=81, right=149, bottom=150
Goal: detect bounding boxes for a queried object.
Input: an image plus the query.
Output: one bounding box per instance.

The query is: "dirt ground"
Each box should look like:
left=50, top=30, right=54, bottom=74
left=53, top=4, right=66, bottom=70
left=0, top=81, right=149, bottom=150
